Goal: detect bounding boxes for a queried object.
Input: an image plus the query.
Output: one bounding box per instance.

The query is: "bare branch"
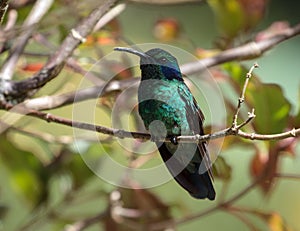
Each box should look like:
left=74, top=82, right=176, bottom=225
left=237, top=129, right=300, bottom=141
left=0, top=101, right=299, bottom=143
left=2, top=21, right=300, bottom=104
left=1, top=0, right=117, bottom=102
left=235, top=108, right=256, bottom=130
left=232, top=63, right=259, bottom=130
left=275, top=173, right=300, bottom=180
left=9, top=125, right=101, bottom=144
left=0, top=0, right=54, bottom=80
left=23, top=78, right=137, bottom=110
left=93, top=3, right=126, bottom=32
left=64, top=211, right=108, bottom=231
left=22, top=23, right=300, bottom=111
left=226, top=209, right=260, bottom=231
left=0, top=0, right=9, bottom=24
left=148, top=178, right=262, bottom=231
left=181, top=23, right=300, bottom=75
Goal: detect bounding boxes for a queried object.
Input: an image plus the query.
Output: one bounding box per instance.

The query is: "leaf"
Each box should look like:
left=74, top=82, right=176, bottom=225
left=153, top=18, right=180, bottom=41
left=250, top=147, right=268, bottom=178
left=212, top=156, right=232, bottom=181
left=195, top=48, right=220, bottom=60
left=208, top=0, right=268, bottom=42
left=208, top=0, right=244, bottom=39
left=224, top=62, right=292, bottom=135
left=11, top=169, right=46, bottom=206
left=47, top=147, right=95, bottom=190
left=239, top=0, right=268, bottom=30
left=267, top=213, right=293, bottom=231
left=292, top=87, right=300, bottom=128
left=65, top=150, right=94, bottom=189
left=0, top=204, right=8, bottom=219
left=256, top=212, right=294, bottom=231
left=0, top=134, right=47, bottom=207
left=223, top=62, right=248, bottom=86
left=21, top=63, right=44, bottom=72
left=250, top=143, right=283, bottom=194
left=247, top=83, right=291, bottom=134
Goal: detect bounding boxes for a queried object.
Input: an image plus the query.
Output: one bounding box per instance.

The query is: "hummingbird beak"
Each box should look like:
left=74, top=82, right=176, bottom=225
left=114, top=47, right=150, bottom=59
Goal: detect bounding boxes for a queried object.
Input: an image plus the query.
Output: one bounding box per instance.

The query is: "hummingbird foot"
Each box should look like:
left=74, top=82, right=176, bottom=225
left=170, top=136, right=178, bottom=145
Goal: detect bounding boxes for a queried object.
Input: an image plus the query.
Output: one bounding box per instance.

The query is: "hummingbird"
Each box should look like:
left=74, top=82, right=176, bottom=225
left=114, top=47, right=216, bottom=200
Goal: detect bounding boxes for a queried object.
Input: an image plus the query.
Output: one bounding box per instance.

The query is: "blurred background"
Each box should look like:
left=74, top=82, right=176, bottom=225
left=0, top=0, right=300, bottom=230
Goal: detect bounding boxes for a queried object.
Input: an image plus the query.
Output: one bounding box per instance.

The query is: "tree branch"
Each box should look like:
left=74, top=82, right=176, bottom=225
left=20, top=23, right=300, bottom=111
left=148, top=178, right=262, bottom=231
left=0, top=0, right=9, bottom=24
left=1, top=0, right=117, bottom=102
left=23, top=78, right=137, bottom=110
left=0, top=101, right=299, bottom=142
left=275, top=173, right=300, bottom=180
left=2, top=22, right=299, bottom=108
left=0, top=0, right=54, bottom=81
left=181, top=23, right=300, bottom=75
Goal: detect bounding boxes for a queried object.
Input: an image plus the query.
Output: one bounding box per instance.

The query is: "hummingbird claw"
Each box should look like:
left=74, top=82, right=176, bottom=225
left=170, top=136, right=178, bottom=145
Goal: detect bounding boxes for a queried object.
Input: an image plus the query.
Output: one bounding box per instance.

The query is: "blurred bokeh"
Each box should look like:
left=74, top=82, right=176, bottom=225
left=0, top=0, right=300, bottom=230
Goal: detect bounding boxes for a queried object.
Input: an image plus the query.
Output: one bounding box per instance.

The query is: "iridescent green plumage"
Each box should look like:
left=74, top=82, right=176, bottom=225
left=115, top=47, right=216, bottom=200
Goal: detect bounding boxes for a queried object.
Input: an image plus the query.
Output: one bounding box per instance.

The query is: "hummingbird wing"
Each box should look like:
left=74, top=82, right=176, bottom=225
left=175, top=83, right=216, bottom=200
left=177, top=83, right=212, bottom=170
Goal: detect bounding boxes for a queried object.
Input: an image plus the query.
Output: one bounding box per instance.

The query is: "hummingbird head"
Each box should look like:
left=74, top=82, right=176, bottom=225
left=114, top=47, right=183, bottom=81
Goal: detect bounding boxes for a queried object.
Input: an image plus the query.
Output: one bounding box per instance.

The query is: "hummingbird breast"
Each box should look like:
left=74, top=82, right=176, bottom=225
left=138, top=79, right=193, bottom=136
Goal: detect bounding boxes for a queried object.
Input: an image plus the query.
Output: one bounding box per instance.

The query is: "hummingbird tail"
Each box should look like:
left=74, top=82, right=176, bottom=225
left=157, top=142, right=216, bottom=200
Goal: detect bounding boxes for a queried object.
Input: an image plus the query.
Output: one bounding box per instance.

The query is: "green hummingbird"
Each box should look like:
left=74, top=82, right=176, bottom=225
left=114, top=47, right=215, bottom=200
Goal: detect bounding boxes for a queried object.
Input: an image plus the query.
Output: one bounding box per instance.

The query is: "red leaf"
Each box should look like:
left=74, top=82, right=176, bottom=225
left=21, top=63, right=44, bottom=72
left=250, top=144, right=283, bottom=194
left=153, top=18, right=180, bottom=41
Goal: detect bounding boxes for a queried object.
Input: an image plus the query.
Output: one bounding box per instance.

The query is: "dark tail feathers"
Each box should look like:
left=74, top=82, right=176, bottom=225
left=157, top=142, right=215, bottom=200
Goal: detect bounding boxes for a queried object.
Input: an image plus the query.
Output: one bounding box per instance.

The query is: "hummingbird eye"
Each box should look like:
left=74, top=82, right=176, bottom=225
left=158, top=57, right=167, bottom=63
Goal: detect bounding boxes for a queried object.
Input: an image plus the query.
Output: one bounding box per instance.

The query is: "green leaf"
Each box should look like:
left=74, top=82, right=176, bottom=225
left=212, top=156, right=232, bottom=181
left=292, top=87, right=300, bottom=127
left=224, top=63, right=291, bottom=135
left=0, top=134, right=47, bottom=207
left=207, top=0, right=244, bottom=38
left=247, top=83, right=291, bottom=134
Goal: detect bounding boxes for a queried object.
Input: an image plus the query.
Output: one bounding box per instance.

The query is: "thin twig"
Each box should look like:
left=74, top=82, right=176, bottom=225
left=148, top=178, right=261, bottom=231
left=236, top=129, right=299, bottom=141
left=0, top=0, right=9, bottom=24
left=232, top=63, right=259, bottom=130
left=64, top=211, right=109, bottom=231
left=226, top=209, right=259, bottom=231
left=235, top=108, right=256, bottom=130
left=274, top=173, right=300, bottom=180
